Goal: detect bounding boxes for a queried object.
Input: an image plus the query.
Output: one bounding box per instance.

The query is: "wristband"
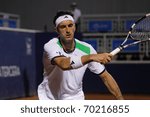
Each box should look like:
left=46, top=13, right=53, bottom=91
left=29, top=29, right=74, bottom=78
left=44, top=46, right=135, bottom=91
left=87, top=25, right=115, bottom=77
left=70, top=56, right=83, bottom=69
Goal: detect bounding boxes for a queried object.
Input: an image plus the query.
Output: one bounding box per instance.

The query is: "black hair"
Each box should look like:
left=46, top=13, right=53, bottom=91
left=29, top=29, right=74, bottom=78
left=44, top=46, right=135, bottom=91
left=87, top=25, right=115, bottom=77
left=53, top=10, right=73, bottom=26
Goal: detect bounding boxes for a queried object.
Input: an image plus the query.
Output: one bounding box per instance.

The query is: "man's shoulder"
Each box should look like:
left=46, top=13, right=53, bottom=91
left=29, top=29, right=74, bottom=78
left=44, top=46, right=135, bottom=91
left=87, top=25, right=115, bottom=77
left=45, top=38, right=58, bottom=45
left=75, top=38, right=91, bottom=47
left=44, top=38, right=59, bottom=49
left=75, top=39, right=93, bottom=54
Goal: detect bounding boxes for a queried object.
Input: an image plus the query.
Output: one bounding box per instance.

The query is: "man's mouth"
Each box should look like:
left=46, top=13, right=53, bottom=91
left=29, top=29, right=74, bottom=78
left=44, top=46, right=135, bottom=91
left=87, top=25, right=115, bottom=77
left=66, top=34, right=71, bottom=37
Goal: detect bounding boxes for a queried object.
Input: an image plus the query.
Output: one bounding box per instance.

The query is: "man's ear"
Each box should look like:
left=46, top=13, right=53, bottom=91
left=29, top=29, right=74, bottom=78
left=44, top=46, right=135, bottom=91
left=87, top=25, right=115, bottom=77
left=54, top=27, right=59, bottom=33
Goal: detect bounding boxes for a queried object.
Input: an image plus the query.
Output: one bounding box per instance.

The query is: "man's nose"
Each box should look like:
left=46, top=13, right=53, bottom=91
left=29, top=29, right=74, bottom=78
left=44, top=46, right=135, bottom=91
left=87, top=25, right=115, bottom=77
left=66, top=26, right=70, bottom=32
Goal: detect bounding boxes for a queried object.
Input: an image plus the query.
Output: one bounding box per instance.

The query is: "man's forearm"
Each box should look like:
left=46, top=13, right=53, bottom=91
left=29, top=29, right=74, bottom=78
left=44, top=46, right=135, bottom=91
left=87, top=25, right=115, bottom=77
left=100, top=71, right=124, bottom=100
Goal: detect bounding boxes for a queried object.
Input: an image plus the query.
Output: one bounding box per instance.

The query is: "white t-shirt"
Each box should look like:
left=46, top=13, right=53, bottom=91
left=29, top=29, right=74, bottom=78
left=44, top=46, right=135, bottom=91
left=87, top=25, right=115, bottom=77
left=38, top=38, right=105, bottom=100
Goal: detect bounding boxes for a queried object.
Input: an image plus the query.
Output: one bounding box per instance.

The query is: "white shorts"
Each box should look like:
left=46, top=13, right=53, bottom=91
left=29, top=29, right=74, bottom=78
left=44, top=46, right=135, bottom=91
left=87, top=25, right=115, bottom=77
left=38, top=77, right=55, bottom=100
left=37, top=77, right=85, bottom=100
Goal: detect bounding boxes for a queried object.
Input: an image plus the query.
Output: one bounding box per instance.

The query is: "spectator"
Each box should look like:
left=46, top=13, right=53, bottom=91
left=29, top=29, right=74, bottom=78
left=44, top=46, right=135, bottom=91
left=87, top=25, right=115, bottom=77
left=70, top=2, right=81, bottom=32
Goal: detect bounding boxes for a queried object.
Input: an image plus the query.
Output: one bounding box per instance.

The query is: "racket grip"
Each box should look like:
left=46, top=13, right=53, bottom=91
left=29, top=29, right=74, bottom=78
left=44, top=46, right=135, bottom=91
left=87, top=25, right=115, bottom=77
left=110, top=47, right=121, bottom=56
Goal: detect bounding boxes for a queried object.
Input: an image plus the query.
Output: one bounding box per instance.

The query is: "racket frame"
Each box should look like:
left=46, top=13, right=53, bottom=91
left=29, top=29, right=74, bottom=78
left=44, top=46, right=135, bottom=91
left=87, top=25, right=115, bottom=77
left=110, top=13, right=150, bottom=56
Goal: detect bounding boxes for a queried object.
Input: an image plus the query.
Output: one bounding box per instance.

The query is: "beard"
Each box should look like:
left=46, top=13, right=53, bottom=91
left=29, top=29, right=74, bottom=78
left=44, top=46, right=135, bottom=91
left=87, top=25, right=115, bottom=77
left=59, top=36, right=75, bottom=52
left=60, top=36, right=74, bottom=45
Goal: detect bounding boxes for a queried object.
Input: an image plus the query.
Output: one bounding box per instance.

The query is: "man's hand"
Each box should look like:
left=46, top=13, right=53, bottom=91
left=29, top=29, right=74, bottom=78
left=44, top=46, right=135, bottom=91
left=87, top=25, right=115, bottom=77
left=90, top=53, right=113, bottom=64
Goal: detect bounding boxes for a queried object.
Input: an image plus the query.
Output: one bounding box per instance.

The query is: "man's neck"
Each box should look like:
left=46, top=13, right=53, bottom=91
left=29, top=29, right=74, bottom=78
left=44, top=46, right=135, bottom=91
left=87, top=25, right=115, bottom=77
left=60, top=38, right=75, bottom=53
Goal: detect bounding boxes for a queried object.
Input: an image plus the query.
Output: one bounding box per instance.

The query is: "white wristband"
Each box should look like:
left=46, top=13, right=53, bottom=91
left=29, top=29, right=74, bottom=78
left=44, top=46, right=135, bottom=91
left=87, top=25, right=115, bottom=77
left=70, top=56, right=83, bottom=69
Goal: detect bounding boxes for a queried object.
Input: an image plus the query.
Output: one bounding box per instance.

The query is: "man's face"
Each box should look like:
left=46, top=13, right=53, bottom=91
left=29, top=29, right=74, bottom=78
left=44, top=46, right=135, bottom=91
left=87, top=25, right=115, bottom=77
left=57, top=20, right=76, bottom=42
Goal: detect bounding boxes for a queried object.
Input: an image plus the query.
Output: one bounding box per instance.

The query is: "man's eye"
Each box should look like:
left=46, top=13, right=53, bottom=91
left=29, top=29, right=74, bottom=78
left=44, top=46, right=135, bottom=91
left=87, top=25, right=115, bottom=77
left=68, top=24, right=73, bottom=27
left=61, top=26, right=65, bottom=29
left=60, top=25, right=66, bottom=29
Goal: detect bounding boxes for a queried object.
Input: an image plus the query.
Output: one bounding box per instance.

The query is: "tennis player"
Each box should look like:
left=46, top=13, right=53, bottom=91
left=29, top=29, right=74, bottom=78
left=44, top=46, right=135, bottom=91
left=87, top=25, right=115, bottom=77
left=37, top=11, right=124, bottom=100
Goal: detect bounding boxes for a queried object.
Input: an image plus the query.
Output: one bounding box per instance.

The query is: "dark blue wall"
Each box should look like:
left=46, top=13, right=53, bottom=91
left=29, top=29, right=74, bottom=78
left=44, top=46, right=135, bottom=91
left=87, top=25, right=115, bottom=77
left=83, top=63, right=150, bottom=94
left=0, top=30, right=37, bottom=99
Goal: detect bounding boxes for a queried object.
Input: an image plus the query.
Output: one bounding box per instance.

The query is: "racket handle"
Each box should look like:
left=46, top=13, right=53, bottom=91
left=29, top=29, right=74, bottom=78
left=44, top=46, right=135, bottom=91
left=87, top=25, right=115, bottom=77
left=110, top=47, right=121, bottom=56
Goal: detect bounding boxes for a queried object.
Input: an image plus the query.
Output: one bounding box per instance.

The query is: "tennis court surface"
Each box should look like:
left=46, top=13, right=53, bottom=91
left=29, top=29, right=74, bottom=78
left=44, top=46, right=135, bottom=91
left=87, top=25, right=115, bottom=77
left=14, top=93, right=150, bottom=100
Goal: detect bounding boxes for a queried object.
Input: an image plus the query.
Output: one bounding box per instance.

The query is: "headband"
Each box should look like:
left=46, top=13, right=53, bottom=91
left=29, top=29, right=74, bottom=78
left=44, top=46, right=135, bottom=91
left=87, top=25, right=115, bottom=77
left=55, top=15, right=74, bottom=27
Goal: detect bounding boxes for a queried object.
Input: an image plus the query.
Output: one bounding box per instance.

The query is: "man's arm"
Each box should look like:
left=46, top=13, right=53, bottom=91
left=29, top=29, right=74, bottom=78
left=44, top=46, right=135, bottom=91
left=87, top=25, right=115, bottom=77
left=99, top=70, right=124, bottom=100
left=53, top=53, right=112, bottom=70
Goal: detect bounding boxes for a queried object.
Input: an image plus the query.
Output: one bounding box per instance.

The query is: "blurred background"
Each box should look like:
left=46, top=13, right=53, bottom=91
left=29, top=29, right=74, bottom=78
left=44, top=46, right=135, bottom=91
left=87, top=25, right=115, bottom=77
left=0, top=0, right=150, bottom=31
left=0, top=0, right=150, bottom=100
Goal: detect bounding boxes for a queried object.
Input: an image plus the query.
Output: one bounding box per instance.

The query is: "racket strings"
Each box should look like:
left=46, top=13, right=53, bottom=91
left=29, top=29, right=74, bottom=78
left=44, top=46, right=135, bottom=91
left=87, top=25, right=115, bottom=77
left=131, top=16, right=150, bottom=40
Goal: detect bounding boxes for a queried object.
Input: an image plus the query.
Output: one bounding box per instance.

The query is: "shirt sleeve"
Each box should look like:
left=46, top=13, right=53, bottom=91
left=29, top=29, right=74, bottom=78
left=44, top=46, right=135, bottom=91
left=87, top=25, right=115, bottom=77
left=88, top=45, right=105, bottom=74
left=44, top=40, right=64, bottom=62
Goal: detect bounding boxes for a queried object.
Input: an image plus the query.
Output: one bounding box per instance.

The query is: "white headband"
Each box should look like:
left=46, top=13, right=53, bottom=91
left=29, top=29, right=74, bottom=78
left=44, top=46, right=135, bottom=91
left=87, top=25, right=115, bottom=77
left=55, top=15, right=74, bottom=27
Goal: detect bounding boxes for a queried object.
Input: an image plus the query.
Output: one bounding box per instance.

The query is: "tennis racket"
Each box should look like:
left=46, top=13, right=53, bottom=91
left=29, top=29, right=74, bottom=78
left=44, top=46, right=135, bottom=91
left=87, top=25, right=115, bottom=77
left=110, top=13, right=150, bottom=56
